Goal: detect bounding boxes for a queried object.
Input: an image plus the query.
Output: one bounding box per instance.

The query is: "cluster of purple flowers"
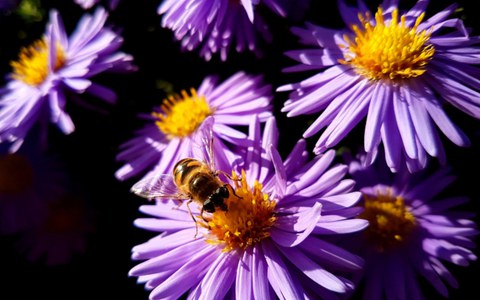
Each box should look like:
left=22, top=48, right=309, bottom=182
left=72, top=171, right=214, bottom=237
left=0, top=0, right=479, bottom=299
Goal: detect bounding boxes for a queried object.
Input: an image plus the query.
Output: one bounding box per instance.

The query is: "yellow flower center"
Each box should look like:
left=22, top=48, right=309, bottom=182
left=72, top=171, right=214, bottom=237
left=205, top=170, right=277, bottom=252
left=153, top=88, right=213, bottom=139
left=339, top=7, right=435, bottom=81
left=10, top=38, right=66, bottom=86
left=0, top=154, right=34, bottom=195
left=359, top=190, right=416, bottom=252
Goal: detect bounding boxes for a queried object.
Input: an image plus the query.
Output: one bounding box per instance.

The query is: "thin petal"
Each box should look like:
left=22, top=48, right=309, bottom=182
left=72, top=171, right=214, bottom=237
left=199, top=252, right=237, bottom=300
left=271, top=202, right=322, bottom=247
left=252, top=246, right=272, bottom=299
left=236, top=249, right=254, bottom=300
left=262, top=241, right=304, bottom=299
left=268, top=144, right=286, bottom=200
left=279, top=246, right=348, bottom=293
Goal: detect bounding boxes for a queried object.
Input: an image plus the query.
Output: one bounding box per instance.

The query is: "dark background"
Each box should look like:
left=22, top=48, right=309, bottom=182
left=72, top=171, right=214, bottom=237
left=1, top=0, right=479, bottom=299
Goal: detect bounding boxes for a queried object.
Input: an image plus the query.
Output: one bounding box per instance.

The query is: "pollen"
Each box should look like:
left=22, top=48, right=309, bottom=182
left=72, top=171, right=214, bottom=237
left=0, top=154, right=34, bottom=195
left=10, top=38, right=66, bottom=86
left=339, top=7, right=435, bottom=81
left=205, top=170, right=277, bottom=252
left=359, top=189, right=417, bottom=252
left=153, top=88, right=213, bottom=139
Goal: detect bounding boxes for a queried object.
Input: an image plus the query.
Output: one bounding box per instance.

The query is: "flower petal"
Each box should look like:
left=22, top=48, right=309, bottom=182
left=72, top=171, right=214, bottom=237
left=271, top=202, right=322, bottom=247
left=252, top=246, right=272, bottom=299
left=268, top=144, right=286, bottom=200
left=199, top=252, right=238, bottom=300
left=236, top=249, right=254, bottom=300
left=262, top=240, right=304, bottom=299
left=279, top=246, right=348, bottom=293
left=300, top=236, right=363, bottom=271
left=314, top=219, right=368, bottom=234
left=150, top=246, right=218, bottom=300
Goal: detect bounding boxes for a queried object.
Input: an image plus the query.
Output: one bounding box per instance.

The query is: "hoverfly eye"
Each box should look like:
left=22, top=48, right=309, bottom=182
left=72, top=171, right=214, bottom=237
left=203, top=199, right=215, bottom=213
left=219, top=185, right=229, bottom=198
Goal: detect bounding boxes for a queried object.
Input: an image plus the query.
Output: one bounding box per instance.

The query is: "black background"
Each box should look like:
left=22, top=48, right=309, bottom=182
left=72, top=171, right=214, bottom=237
left=1, top=0, right=480, bottom=299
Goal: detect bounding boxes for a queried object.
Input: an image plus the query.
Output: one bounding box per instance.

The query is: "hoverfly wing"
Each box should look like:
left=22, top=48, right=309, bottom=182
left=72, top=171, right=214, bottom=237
left=192, top=115, right=216, bottom=171
left=131, top=173, right=184, bottom=200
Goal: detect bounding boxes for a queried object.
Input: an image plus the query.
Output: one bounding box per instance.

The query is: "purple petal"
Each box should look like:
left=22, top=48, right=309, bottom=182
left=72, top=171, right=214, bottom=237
left=131, top=228, right=198, bottom=260
left=268, top=144, right=286, bottom=200
left=300, top=236, right=363, bottom=271
left=429, top=256, right=459, bottom=288
left=286, top=150, right=335, bottom=195
left=199, top=252, right=238, bottom=299
left=406, top=82, right=441, bottom=157
left=410, top=248, right=449, bottom=297
left=138, top=202, right=194, bottom=221
left=282, top=139, right=308, bottom=175
left=412, top=196, right=468, bottom=215
left=422, top=238, right=476, bottom=266
left=323, top=179, right=356, bottom=196
left=86, top=83, right=117, bottom=104
left=279, top=246, right=348, bottom=293
left=236, top=249, right=254, bottom=300
left=295, top=191, right=361, bottom=212
left=314, top=219, right=368, bottom=234
left=47, top=23, right=56, bottom=72
left=252, top=246, right=272, bottom=299
left=364, top=84, right=387, bottom=152
left=262, top=240, right=304, bottom=299
left=395, top=86, right=418, bottom=159
left=380, top=100, right=402, bottom=172
left=293, top=164, right=348, bottom=199
left=404, top=168, right=454, bottom=203
left=240, top=0, right=254, bottom=22
left=134, top=218, right=193, bottom=232
left=150, top=246, right=218, bottom=299
left=420, top=222, right=478, bottom=238
left=129, top=238, right=206, bottom=276
left=315, top=83, right=371, bottom=150
left=271, top=202, right=322, bottom=247
left=64, top=78, right=92, bottom=92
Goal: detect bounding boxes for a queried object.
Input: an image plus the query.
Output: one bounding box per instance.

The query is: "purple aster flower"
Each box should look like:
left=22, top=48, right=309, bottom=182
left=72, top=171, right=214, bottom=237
left=278, top=0, right=480, bottom=173
left=158, top=0, right=308, bottom=61
left=115, top=71, right=273, bottom=181
left=0, top=138, right=66, bottom=235
left=74, top=0, right=120, bottom=10
left=0, top=7, right=136, bottom=152
left=129, top=116, right=367, bottom=299
left=344, top=150, right=478, bottom=299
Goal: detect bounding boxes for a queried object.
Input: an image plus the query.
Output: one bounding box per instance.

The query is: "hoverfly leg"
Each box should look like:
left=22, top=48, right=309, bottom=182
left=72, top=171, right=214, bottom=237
left=172, top=199, right=184, bottom=210
left=217, top=170, right=241, bottom=182
left=230, top=185, right=242, bottom=200
left=199, top=207, right=211, bottom=230
left=185, top=200, right=199, bottom=238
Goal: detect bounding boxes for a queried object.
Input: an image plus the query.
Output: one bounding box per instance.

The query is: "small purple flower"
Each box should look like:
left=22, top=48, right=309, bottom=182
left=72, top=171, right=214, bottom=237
left=115, top=71, right=272, bottom=181
left=129, top=116, right=367, bottom=299
left=279, top=0, right=480, bottom=173
left=157, top=0, right=308, bottom=61
left=0, top=7, right=136, bottom=152
left=15, top=192, right=95, bottom=265
left=344, top=150, right=478, bottom=299
left=74, top=0, right=120, bottom=10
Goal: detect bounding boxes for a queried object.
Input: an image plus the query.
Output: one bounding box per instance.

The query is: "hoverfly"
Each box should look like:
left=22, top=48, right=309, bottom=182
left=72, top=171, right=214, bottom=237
left=130, top=116, right=239, bottom=235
